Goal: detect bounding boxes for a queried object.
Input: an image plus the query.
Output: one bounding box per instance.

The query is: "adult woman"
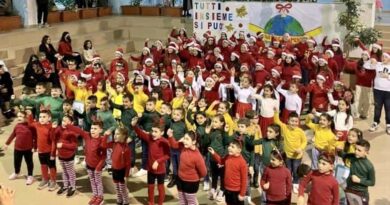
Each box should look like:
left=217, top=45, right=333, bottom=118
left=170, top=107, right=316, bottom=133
left=369, top=53, right=390, bottom=135
left=0, top=64, right=14, bottom=119
left=82, top=40, right=97, bottom=65
left=39, top=35, right=57, bottom=64
left=22, top=55, right=46, bottom=91
left=57, top=32, right=82, bottom=67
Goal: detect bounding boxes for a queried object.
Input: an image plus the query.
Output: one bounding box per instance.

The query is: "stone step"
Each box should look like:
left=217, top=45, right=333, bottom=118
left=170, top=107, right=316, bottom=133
left=8, top=63, right=26, bottom=78
left=379, top=31, right=390, bottom=39
left=2, top=58, right=16, bottom=68
left=374, top=24, right=390, bottom=32
left=0, top=50, right=7, bottom=59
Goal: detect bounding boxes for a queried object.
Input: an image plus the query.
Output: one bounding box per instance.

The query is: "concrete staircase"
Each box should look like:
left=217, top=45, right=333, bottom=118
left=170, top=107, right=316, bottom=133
left=0, top=15, right=193, bottom=96
left=375, top=24, right=390, bottom=51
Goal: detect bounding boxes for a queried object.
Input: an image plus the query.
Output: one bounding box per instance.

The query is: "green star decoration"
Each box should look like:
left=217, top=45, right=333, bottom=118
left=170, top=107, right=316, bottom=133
left=236, top=6, right=248, bottom=18
left=225, top=23, right=234, bottom=32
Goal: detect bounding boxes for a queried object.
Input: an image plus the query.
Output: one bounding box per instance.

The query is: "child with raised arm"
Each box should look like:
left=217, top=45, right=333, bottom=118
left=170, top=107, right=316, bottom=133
left=345, top=139, right=375, bottom=205
left=66, top=121, right=108, bottom=205
left=102, top=127, right=131, bottom=205
left=276, top=81, right=302, bottom=123
left=297, top=152, right=339, bottom=205
left=132, top=117, right=170, bottom=205
left=260, top=150, right=292, bottom=205
left=167, top=130, right=207, bottom=205
left=274, top=110, right=307, bottom=193
left=4, top=111, right=36, bottom=185
left=208, top=139, right=248, bottom=205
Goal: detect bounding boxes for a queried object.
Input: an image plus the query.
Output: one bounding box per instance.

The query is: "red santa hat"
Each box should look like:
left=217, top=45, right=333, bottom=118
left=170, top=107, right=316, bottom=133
left=318, top=55, right=329, bottom=64
left=256, top=31, right=264, bottom=37
left=240, top=63, right=249, bottom=70
left=168, top=42, right=178, bottom=52
left=203, top=31, right=212, bottom=38
left=249, top=35, right=257, bottom=42
left=155, top=40, right=163, bottom=47
left=216, top=54, right=224, bottom=61
left=231, top=52, right=240, bottom=59
left=241, top=43, right=249, bottom=50
left=171, top=59, right=177, bottom=64
left=306, top=37, right=316, bottom=45
left=286, top=52, right=296, bottom=59
left=334, top=81, right=344, bottom=86
left=92, top=54, right=101, bottom=62
left=292, top=70, right=302, bottom=79
left=160, top=76, right=171, bottom=85
left=115, top=48, right=124, bottom=56
left=271, top=66, right=282, bottom=76
left=383, top=52, right=390, bottom=59
left=193, top=44, right=202, bottom=52
left=362, top=50, right=370, bottom=58
left=331, top=39, right=341, bottom=47
left=143, top=47, right=151, bottom=54
left=268, top=49, right=276, bottom=56
left=325, top=49, right=334, bottom=58
left=186, top=39, right=195, bottom=47
left=372, top=42, right=383, bottom=50
left=255, top=59, right=265, bottom=68
left=214, top=61, right=223, bottom=68
left=317, top=74, right=326, bottom=81
left=145, top=57, right=154, bottom=64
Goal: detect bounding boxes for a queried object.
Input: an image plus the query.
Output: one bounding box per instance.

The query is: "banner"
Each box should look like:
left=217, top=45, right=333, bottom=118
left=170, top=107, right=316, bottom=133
left=193, top=1, right=327, bottom=42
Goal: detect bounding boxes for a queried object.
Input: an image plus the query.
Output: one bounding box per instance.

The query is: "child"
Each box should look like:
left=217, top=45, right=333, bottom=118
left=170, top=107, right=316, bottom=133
left=205, top=115, right=229, bottom=202
left=306, top=74, right=330, bottom=113
left=66, top=122, right=107, bottom=205
left=127, top=81, right=149, bottom=114
left=274, top=111, right=307, bottom=193
left=172, top=86, right=186, bottom=109
left=167, top=130, right=207, bottom=205
left=306, top=113, right=337, bottom=170
left=103, top=127, right=131, bottom=205
left=208, top=139, right=248, bottom=205
left=244, top=111, right=262, bottom=188
left=276, top=81, right=302, bottom=123
left=132, top=117, right=171, bottom=205
left=134, top=98, right=160, bottom=177
left=297, top=152, right=339, bottom=205
left=167, top=108, right=187, bottom=188
left=338, top=128, right=363, bottom=167
left=4, top=111, right=36, bottom=185
left=151, top=88, right=164, bottom=114
left=206, top=100, right=236, bottom=136
left=26, top=109, right=57, bottom=191
left=106, top=81, right=125, bottom=120
left=52, top=115, right=78, bottom=197
left=345, top=139, right=375, bottom=205
left=260, top=150, right=292, bottom=205
left=93, top=80, right=107, bottom=109
left=66, top=77, right=90, bottom=117
left=230, top=69, right=256, bottom=118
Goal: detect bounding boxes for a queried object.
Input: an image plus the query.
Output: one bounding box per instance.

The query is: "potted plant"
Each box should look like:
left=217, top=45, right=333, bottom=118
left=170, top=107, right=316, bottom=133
left=161, top=0, right=182, bottom=17
left=121, top=0, right=141, bottom=15
left=47, top=0, right=61, bottom=24
left=79, top=7, right=98, bottom=19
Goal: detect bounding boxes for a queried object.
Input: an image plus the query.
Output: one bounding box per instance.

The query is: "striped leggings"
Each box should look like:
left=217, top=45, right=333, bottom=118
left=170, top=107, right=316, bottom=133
left=115, top=182, right=129, bottom=204
left=59, top=159, right=76, bottom=189
left=87, top=168, right=103, bottom=197
left=178, top=192, right=198, bottom=205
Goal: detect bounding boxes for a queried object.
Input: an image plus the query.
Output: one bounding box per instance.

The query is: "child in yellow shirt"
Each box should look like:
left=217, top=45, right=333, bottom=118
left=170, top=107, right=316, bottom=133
left=93, top=80, right=107, bottom=109
left=127, top=81, right=148, bottom=114
left=66, top=77, right=91, bottom=114
left=206, top=100, right=236, bottom=136
left=171, top=86, right=186, bottom=109
left=274, top=111, right=307, bottom=190
left=337, top=128, right=363, bottom=167
left=306, top=113, right=337, bottom=170
left=106, top=81, right=126, bottom=120
left=245, top=110, right=262, bottom=188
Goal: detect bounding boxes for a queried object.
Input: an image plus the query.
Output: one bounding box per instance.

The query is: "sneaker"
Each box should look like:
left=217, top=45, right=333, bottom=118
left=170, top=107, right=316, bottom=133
left=88, top=196, right=98, bottom=205
left=26, top=176, right=34, bottom=185
left=93, top=196, right=104, bottom=205
left=38, top=23, right=43, bottom=28
left=8, top=173, right=21, bottom=180
left=359, top=116, right=367, bottom=120
left=208, top=188, right=216, bottom=200
left=246, top=196, right=255, bottom=205
left=74, top=157, right=81, bottom=165
left=386, top=126, right=390, bottom=135
left=66, top=187, right=76, bottom=198
left=44, top=23, right=50, bottom=28
left=38, top=180, right=49, bottom=190
left=57, top=186, right=67, bottom=195
left=203, top=181, right=210, bottom=191
left=216, top=190, right=225, bottom=202
left=293, top=183, right=299, bottom=194
left=48, top=181, right=58, bottom=191
left=133, top=169, right=147, bottom=177
left=369, top=122, right=379, bottom=132
left=130, top=167, right=135, bottom=176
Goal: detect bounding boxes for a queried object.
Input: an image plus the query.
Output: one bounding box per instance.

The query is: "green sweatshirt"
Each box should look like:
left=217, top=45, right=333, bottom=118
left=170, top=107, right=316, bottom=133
left=206, top=129, right=229, bottom=160
left=196, top=124, right=208, bottom=155
left=111, top=102, right=138, bottom=139
left=259, top=139, right=283, bottom=166
left=169, top=120, right=187, bottom=141
left=227, top=132, right=255, bottom=166
left=97, top=110, right=118, bottom=132
left=22, top=95, right=63, bottom=122
left=346, top=157, right=375, bottom=196
left=83, top=107, right=98, bottom=131
left=21, top=94, right=50, bottom=118
left=139, top=110, right=160, bottom=132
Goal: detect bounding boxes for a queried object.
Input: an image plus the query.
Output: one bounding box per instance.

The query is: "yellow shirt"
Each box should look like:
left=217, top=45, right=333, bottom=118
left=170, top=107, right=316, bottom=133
left=156, top=100, right=163, bottom=114
left=336, top=142, right=355, bottom=167
left=171, top=96, right=184, bottom=109
left=107, top=85, right=123, bottom=119
left=127, top=83, right=148, bottom=114
left=274, top=113, right=307, bottom=159
left=305, top=116, right=337, bottom=151
left=93, top=90, right=107, bottom=109
left=247, top=124, right=262, bottom=154
left=205, top=103, right=236, bottom=136
left=66, top=80, right=90, bottom=104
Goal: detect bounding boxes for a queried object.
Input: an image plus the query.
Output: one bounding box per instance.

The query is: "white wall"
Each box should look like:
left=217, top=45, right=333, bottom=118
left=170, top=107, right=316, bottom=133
left=12, top=0, right=38, bottom=26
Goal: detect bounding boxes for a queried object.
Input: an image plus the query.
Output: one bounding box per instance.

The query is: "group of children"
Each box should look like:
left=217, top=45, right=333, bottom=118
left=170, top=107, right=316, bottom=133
left=2, top=26, right=379, bottom=205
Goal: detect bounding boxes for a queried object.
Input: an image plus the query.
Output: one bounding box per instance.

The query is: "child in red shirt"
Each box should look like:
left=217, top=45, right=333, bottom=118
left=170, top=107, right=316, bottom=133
left=51, top=115, right=78, bottom=197
left=103, top=127, right=131, bottom=205
left=209, top=139, right=248, bottom=205
left=260, top=150, right=292, bottom=205
left=27, top=109, right=57, bottom=191
left=67, top=122, right=107, bottom=205
left=167, top=130, right=207, bottom=205
left=297, top=152, right=339, bottom=205
left=132, top=117, right=170, bottom=205
left=4, top=111, right=36, bottom=185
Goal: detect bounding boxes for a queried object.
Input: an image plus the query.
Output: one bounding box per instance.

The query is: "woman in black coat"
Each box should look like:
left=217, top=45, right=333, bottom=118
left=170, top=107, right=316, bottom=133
left=39, top=35, right=57, bottom=64
left=22, top=55, right=47, bottom=90
left=0, top=64, right=14, bottom=118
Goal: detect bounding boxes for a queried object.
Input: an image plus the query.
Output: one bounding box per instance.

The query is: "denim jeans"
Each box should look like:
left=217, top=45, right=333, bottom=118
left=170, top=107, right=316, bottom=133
left=311, top=147, right=321, bottom=170
left=171, top=149, right=180, bottom=175
left=373, top=89, right=390, bottom=125
left=286, top=158, right=302, bottom=184
left=141, top=141, right=148, bottom=170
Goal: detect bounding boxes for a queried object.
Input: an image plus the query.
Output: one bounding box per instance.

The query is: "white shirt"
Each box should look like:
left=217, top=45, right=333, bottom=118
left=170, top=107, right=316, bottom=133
left=277, top=84, right=302, bottom=115
left=318, top=110, right=353, bottom=131
left=374, top=62, right=390, bottom=91
left=231, top=77, right=256, bottom=110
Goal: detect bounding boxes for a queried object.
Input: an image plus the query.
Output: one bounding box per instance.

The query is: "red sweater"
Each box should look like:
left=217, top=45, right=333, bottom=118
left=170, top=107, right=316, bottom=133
left=58, top=41, right=73, bottom=56
left=52, top=127, right=78, bottom=159
left=168, top=137, right=207, bottom=182
left=134, top=126, right=170, bottom=174
left=306, top=83, right=329, bottom=112
left=161, top=87, right=174, bottom=103
left=82, top=66, right=106, bottom=92
left=68, top=125, right=106, bottom=171
left=27, top=115, right=54, bottom=155
left=260, top=166, right=292, bottom=202
left=344, top=60, right=376, bottom=87
left=252, top=69, right=270, bottom=87
left=212, top=153, right=248, bottom=197
left=262, top=57, right=278, bottom=73
left=105, top=142, right=131, bottom=177
left=298, top=171, right=339, bottom=205
left=240, top=52, right=256, bottom=68
left=202, top=83, right=220, bottom=105
left=6, top=123, right=37, bottom=151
